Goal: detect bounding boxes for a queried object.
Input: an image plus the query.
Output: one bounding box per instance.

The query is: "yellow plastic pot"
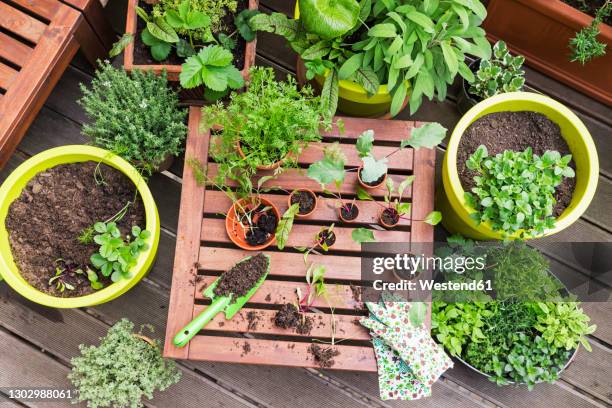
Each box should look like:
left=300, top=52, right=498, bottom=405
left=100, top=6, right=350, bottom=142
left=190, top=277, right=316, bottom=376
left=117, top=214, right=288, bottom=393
left=439, top=92, right=599, bottom=240
left=294, top=3, right=408, bottom=117
left=0, top=146, right=160, bottom=308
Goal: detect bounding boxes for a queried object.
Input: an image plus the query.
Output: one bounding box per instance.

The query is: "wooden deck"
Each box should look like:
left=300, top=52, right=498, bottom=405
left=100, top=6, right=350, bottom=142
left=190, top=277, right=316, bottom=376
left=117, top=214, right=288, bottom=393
left=0, top=0, right=610, bottom=407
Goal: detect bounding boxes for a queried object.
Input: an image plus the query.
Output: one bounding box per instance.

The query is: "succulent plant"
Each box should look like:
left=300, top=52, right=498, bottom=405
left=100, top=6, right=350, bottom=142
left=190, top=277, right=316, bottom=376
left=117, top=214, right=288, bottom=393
left=469, top=41, right=525, bottom=100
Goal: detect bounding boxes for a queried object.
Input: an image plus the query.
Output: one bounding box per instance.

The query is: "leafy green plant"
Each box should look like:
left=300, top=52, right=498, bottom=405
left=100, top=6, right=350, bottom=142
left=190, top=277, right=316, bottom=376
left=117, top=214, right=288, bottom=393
left=464, top=146, right=575, bottom=237
left=275, top=203, right=300, bottom=250
left=532, top=302, right=596, bottom=352
left=79, top=62, right=187, bottom=174
left=250, top=0, right=491, bottom=117
left=179, top=45, right=244, bottom=98
left=136, top=5, right=180, bottom=61
left=69, top=319, right=181, bottom=408
left=469, top=41, right=525, bottom=100
left=204, top=67, right=326, bottom=195
left=90, top=223, right=151, bottom=283
left=154, top=0, right=237, bottom=35
left=351, top=227, right=376, bottom=244
left=569, top=0, right=612, bottom=64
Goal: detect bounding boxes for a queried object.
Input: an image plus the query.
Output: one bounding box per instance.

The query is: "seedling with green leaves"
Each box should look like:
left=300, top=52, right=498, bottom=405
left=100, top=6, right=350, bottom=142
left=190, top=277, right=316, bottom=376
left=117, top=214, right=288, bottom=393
left=464, top=145, right=575, bottom=237
left=469, top=41, right=525, bottom=100
left=569, top=0, right=611, bottom=64
left=49, top=259, right=104, bottom=292
left=295, top=224, right=337, bottom=268
left=356, top=123, right=447, bottom=185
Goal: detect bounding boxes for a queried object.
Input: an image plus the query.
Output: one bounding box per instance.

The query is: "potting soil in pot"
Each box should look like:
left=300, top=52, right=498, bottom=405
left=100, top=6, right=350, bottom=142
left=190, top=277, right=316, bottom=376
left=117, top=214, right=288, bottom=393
left=5, top=162, right=145, bottom=297
left=290, top=191, right=315, bottom=214
left=381, top=208, right=400, bottom=226
left=457, top=111, right=576, bottom=217
left=245, top=206, right=278, bottom=246
left=213, top=253, right=268, bottom=299
left=340, top=204, right=359, bottom=221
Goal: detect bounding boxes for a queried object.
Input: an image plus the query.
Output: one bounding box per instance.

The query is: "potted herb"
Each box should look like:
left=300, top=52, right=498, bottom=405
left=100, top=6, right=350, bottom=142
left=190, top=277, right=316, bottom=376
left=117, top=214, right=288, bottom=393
left=483, top=0, right=612, bottom=105
left=121, top=0, right=259, bottom=100
left=203, top=66, right=327, bottom=181
left=288, top=189, right=318, bottom=217
left=69, top=319, right=181, bottom=408
left=0, top=146, right=160, bottom=308
left=79, top=61, right=187, bottom=174
left=440, top=92, right=599, bottom=240
left=251, top=0, right=490, bottom=117
left=316, top=224, right=336, bottom=250
left=457, top=41, right=526, bottom=114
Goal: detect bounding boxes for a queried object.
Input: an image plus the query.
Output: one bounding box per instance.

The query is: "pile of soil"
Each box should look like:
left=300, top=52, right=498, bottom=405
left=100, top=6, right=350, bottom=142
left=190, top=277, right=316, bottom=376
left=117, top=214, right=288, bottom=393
left=308, top=344, right=340, bottom=368
left=360, top=169, right=385, bottom=187
left=562, top=1, right=612, bottom=25
left=133, top=1, right=248, bottom=69
left=290, top=190, right=316, bottom=214
left=274, top=303, right=313, bottom=335
left=246, top=310, right=260, bottom=331
left=5, top=162, right=145, bottom=297
left=457, top=111, right=575, bottom=217
left=317, top=230, right=336, bottom=247
left=244, top=206, right=278, bottom=246
left=340, top=203, right=359, bottom=221
left=381, top=208, right=400, bottom=226
left=214, top=253, right=268, bottom=299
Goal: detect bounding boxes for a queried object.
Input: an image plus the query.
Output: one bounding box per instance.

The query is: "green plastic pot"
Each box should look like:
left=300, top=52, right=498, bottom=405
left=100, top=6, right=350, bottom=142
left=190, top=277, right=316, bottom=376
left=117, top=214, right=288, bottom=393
left=0, top=146, right=160, bottom=308
left=439, top=92, right=599, bottom=240
left=295, top=2, right=409, bottom=117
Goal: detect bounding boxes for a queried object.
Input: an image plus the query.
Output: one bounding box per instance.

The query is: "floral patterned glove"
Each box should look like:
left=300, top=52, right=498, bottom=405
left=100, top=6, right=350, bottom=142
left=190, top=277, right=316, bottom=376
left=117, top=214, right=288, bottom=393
left=360, top=298, right=453, bottom=400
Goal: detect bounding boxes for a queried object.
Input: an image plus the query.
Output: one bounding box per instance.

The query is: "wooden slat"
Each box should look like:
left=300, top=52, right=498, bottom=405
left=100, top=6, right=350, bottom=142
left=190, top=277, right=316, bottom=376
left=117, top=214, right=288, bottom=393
left=0, top=2, right=47, bottom=43
left=0, top=32, right=33, bottom=67
left=329, top=116, right=417, bottom=141
left=199, top=247, right=363, bottom=279
left=195, top=277, right=364, bottom=310
left=195, top=306, right=371, bottom=340
left=0, top=63, right=18, bottom=90
left=189, top=336, right=377, bottom=371
left=164, top=107, right=210, bottom=359
left=206, top=163, right=412, bottom=198
left=10, top=0, right=60, bottom=20
left=201, top=217, right=409, bottom=252
left=203, top=190, right=411, bottom=227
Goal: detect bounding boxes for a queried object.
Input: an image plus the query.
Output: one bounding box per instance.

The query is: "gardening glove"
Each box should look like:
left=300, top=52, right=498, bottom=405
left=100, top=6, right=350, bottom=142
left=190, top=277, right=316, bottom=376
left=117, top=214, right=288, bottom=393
left=360, top=297, right=453, bottom=400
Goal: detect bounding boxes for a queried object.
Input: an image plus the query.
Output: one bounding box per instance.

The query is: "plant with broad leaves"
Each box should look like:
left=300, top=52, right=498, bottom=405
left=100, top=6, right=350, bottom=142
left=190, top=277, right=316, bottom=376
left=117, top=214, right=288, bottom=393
left=469, top=41, right=525, bottom=100
left=164, top=0, right=212, bottom=53
left=464, top=146, right=575, bottom=237
left=250, top=0, right=490, bottom=118
left=90, top=223, right=151, bottom=283
left=351, top=227, right=376, bottom=244
left=136, top=6, right=180, bottom=61
left=275, top=203, right=300, bottom=250
left=180, top=45, right=244, bottom=98
left=153, top=0, right=237, bottom=36
left=532, top=302, right=596, bottom=352
left=109, top=33, right=134, bottom=57
left=569, top=0, right=611, bottom=64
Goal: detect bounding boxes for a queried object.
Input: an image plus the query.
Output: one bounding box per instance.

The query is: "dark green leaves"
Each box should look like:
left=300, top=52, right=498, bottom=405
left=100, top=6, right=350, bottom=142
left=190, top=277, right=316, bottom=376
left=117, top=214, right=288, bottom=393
left=235, top=9, right=261, bottom=41
left=141, top=28, right=172, bottom=61
left=320, top=69, right=339, bottom=121
left=179, top=46, right=244, bottom=95
left=299, top=0, right=360, bottom=40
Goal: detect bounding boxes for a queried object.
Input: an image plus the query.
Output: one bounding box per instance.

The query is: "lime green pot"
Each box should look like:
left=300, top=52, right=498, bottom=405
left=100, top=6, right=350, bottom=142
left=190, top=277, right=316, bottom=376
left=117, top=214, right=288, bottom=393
left=439, top=92, right=599, bottom=240
left=0, top=146, right=160, bottom=308
left=294, top=2, right=409, bottom=117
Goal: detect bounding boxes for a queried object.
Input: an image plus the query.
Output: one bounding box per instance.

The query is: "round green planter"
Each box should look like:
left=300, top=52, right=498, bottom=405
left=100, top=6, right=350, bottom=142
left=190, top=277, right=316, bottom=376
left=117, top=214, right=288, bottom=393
left=0, top=146, right=160, bottom=308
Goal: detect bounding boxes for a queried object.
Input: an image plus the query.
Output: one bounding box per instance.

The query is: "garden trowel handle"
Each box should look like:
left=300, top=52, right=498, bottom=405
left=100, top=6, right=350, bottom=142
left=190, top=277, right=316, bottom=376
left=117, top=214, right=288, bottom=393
left=173, top=296, right=231, bottom=348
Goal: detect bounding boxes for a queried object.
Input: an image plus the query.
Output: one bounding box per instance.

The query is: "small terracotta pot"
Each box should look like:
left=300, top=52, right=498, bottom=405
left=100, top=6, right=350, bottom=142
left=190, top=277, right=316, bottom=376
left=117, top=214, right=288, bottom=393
left=316, top=229, right=336, bottom=250
left=225, top=197, right=280, bottom=250
left=357, top=166, right=387, bottom=189
left=379, top=208, right=400, bottom=229
left=236, top=141, right=286, bottom=171
left=288, top=189, right=317, bottom=218
left=338, top=203, right=359, bottom=223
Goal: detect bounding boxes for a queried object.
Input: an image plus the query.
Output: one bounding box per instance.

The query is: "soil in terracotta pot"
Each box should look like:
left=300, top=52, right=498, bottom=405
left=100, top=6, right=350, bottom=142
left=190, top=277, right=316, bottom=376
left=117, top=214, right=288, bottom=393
left=340, top=203, right=359, bottom=221
left=274, top=303, right=313, bottom=335
left=308, top=344, right=340, bottom=368
left=243, top=206, right=278, bottom=246
left=290, top=190, right=315, bottom=214
left=317, top=230, right=336, bottom=247
left=381, top=208, right=400, bottom=226
left=457, top=111, right=576, bottom=218
left=133, top=1, right=247, bottom=69
left=562, top=0, right=612, bottom=24
left=359, top=169, right=386, bottom=187
left=5, top=162, right=145, bottom=297
left=213, top=253, right=268, bottom=299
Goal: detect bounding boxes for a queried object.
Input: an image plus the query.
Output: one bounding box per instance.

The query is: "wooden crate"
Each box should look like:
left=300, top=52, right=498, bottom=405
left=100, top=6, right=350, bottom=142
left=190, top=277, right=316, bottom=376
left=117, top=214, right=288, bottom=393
left=164, top=107, right=436, bottom=371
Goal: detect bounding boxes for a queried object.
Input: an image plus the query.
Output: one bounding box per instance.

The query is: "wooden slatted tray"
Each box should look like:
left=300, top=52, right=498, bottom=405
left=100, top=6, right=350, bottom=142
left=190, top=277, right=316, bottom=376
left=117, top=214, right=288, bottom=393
left=164, top=107, right=436, bottom=371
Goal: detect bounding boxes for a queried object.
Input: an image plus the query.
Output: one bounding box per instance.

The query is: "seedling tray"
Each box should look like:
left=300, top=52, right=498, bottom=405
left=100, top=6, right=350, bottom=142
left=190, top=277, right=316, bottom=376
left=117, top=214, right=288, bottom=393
left=164, top=107, right=436, bottom=371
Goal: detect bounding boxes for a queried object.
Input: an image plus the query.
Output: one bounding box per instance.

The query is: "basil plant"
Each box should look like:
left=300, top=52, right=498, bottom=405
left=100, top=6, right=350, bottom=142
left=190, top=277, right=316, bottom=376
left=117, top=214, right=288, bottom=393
left=250, top=0, right=491, bottom=117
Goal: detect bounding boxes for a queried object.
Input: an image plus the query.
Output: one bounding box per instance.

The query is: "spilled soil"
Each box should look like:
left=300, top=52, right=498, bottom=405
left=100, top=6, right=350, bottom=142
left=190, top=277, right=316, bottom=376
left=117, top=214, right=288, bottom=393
left=274, top=303, right=313, bottom=335
left=308, top=344, right=340, bottom=368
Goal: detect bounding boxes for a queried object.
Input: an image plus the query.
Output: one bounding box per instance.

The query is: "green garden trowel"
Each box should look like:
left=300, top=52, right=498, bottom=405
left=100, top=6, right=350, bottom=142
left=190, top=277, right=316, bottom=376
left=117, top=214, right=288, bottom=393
left=173, top=254, right=270, bottom=348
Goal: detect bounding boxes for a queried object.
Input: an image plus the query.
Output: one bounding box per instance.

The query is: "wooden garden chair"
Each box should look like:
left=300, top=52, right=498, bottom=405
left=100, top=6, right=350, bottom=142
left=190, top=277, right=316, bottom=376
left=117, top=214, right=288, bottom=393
left=0, top=0, right=113, bottom=168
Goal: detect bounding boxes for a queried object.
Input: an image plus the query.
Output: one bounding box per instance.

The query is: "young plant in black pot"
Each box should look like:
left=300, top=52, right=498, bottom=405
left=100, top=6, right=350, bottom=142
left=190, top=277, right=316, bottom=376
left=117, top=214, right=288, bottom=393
left=457, top=41, right=525, bottom=114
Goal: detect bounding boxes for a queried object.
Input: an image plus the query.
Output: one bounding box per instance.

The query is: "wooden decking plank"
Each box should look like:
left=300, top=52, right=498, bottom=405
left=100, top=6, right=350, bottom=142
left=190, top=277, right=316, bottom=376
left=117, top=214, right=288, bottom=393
left=10, top=0, right=60, bottom=21
left=584, top=176, right=612, bottom=232
left=0, top=2, right=47, bottom=44
left=562, top=340, right=612, bottom=405
left=201, top=217, right=408, bottom=252
left=0, top=32, right=33, bottom=68
left=189, top=336, right=377, bottom=371
left=194, top=305, right=370, bottom=340
left=582, top=303, right=612, bottom=345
